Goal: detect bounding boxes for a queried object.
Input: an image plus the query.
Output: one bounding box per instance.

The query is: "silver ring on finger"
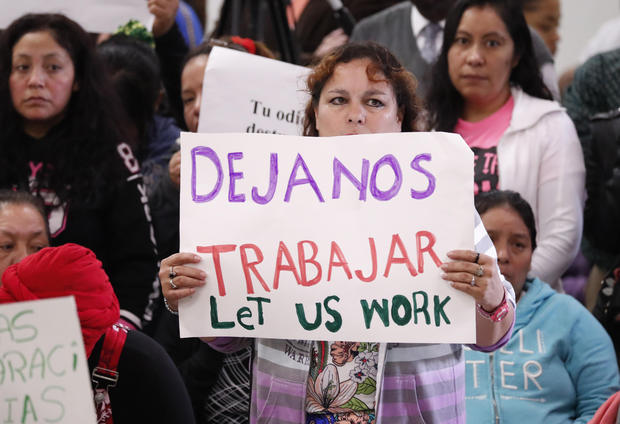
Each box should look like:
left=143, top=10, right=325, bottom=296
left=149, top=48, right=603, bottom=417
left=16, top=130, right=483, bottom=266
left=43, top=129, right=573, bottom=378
left=169, top=266, right=177, bottom=280
left=474, top=252, right=480, bottom=264
left=169, top=278, right=178, bottom=289
left=475, top=265, right=484, bottom=277
left=470, top=275, right=476, bottom=287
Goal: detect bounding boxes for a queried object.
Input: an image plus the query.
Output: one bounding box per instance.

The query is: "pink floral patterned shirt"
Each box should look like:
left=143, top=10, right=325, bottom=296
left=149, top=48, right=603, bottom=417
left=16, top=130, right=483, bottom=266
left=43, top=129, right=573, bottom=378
left=305, top=341, right=379, bottom=424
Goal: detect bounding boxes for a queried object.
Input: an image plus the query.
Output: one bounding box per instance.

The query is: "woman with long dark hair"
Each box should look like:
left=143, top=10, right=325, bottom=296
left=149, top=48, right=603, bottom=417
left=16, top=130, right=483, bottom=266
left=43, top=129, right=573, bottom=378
left=427, top=0, right=584, bottom=289
left=0, top=13, right=158, bottom=329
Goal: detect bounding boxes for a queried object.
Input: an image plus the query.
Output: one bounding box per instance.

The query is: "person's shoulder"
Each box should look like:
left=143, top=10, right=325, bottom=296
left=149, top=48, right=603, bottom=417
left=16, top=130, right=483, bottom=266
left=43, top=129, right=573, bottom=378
left=355, top=1, right=412, bottom=28
left=570, top=48, right=620, bottom=93
left=528, top=26, right=553, bottom=66
left=121, top=329, right=175, bottom=368
left=541, top=289, right=598, bottom=324
left=512, top=88, right=566, bottom=126
left=111, top=141, right=142, bottom=177
left=581, top=47, right=620, bottom=80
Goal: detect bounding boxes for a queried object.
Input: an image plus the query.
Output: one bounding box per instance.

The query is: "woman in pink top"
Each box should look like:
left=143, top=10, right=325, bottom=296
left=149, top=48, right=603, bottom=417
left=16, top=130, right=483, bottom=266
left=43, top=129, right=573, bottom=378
left=426, top=0, right=585, bottom=289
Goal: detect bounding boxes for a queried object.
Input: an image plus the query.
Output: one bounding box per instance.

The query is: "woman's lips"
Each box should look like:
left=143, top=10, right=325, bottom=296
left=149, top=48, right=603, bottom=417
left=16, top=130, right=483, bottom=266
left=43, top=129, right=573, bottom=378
left=25, top=96, right=48, bottom=104
left=461, top=74, right=487, bottom=81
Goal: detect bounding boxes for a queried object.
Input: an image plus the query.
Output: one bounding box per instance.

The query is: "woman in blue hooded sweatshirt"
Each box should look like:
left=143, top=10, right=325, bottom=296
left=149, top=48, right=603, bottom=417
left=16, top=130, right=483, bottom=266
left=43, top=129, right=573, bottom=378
left=466, top=190, right=620, bottom=423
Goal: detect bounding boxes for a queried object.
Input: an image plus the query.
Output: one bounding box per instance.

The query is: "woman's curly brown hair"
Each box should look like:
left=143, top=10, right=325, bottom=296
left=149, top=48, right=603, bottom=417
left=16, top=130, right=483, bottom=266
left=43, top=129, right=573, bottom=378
left=303, top=42, right=421, bottom=136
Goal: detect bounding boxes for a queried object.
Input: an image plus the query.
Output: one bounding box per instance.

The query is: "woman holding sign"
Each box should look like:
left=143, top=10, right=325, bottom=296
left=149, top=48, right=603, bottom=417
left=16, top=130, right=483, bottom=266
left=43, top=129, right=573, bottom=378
left=0, top=13, right=159, bottom=329
left=426, top=0, right=585, bottom=289
left=160, top=41, right=515, bottom=424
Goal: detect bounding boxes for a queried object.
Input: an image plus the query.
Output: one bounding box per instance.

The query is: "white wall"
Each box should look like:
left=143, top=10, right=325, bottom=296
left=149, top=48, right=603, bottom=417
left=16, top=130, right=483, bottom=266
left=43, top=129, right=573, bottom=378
left=556, top=0, right=620, bottom=73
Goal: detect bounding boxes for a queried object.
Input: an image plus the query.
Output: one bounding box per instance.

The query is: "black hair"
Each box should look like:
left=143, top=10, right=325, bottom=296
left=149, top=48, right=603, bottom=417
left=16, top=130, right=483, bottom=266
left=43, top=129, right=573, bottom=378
left=180, top=36, right=276, bottom=71
left=426, top=0, right=552, bottom=131
left=0, top=189, right=50, bottom=240
left=98, top=34, right=161, bottom=156
left=0, top=13, right=130, bottom=204
left=519, top=0, right=542, bottom=11
left=475, top=190, right=537, bottom=250
left=181, top=41, right=214, bottom=72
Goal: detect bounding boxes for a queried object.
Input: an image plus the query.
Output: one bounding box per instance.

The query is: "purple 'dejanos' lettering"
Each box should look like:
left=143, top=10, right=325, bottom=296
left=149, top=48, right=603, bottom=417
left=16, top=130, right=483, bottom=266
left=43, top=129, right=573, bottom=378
left=369, top=154, right=402, bottom=201
left=191, top=147, right=436, bottom=204
left=252, top=153, right=278, bottom=205
left=228, top=152, right=245, bottom=202
left=192, top=146, right=223, bottom=202
left=284, top=153, right=325, bottom=203
left=410, top=153, right=436, bottom=200
left=332, top=157, right=369, bottom=201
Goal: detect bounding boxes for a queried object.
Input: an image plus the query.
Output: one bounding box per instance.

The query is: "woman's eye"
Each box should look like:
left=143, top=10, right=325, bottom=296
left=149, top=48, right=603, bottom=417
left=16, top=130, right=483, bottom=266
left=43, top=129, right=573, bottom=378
left=486, top=39, right=501, bottom=48
left=367, top=98, right=384, bottom=107
left=48, top=64, right=62, bottom=71
left=329, top=97, right=346, bottom=105
left=13, top=64, right=28, bottom=72
left=538, top=24, right=553, bottom=33
left=0, top=243, right=13, bottom=252
left=454, top=37, right=468, bottom=45
left=182, top=97, right=195, bottom=106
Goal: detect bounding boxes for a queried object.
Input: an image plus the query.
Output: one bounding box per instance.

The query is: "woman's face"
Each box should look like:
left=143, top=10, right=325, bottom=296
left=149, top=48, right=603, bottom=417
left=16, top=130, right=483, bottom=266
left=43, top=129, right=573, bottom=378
left=181, top=54, right=208, bottom=133
left=314, top=58, right=402, bottom=137
left=480, top=205, right=533, bottom=299
left=0, top=203, right=49, bottom=277
left=523, top=0, right=560, bottom=56
left=447, top=6, right=517, bottom=115
left=9, top=31, right=77, bottom=138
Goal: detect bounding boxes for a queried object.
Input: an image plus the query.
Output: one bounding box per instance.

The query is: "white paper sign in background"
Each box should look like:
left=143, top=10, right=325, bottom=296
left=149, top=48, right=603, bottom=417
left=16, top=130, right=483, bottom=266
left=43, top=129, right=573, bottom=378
left=179, top=131, right=475, bottom=344
left=1, top=0, right=152, bottom=34
left=0, top=297, right=97, bottom=423
left=198, top=47, right=311, bottom=135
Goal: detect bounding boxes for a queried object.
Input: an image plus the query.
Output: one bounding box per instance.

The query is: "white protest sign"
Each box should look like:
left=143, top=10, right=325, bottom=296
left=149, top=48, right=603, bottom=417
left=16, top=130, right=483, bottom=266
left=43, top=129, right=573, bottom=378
left=1, top=0, right=152, bottom=34
left=198, top=46, right=311, bottom=135
left=0, top=296, right=96, bottom=423
left=179, top=131, right=475, bottom=344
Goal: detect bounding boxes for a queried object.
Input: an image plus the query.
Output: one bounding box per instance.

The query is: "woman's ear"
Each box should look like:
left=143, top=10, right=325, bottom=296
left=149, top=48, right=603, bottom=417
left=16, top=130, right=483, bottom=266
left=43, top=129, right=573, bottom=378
left=511, top=54, right=521, bottom=69
left=398, top=106, right=404, bottom=128
left=72, top=80, right=79, bottom=92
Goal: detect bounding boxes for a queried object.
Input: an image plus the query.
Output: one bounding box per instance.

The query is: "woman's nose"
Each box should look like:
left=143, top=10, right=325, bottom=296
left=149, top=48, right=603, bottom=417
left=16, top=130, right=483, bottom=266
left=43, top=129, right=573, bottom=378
left=27, top=66, right=45, bottom=87
left=347, top=103, right=366, bottom=124
left=465, top=45, right=484, bottom=66
left=10, top=245, right=29, bottom=266
left=496, top=243, right=509, bottom=264
left=193, top=93, right=202, bottom=117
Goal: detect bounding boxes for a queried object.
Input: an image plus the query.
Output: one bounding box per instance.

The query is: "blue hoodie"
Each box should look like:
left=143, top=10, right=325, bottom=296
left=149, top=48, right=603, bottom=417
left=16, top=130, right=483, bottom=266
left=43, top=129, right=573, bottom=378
left=465, top=278, right=619, bottom=424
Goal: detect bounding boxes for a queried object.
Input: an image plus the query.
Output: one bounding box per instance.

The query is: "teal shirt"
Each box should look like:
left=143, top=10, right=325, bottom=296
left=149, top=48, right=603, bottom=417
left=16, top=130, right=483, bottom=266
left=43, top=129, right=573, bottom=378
left=465, top=278, right=619, bottom=424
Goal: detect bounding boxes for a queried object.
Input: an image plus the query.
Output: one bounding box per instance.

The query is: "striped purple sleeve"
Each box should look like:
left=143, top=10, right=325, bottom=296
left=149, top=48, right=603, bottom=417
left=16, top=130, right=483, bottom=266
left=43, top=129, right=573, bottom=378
left=468, top=313, right=515, bottom=352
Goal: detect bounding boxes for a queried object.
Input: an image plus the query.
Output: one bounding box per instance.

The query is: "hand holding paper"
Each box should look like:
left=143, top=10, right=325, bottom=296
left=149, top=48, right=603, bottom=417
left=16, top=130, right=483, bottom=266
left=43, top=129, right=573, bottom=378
left=159, top=252, right=206, bottom=312
left=169, top=150, right=182, bottom=188
left=148, top=0, right=179, bottom=37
